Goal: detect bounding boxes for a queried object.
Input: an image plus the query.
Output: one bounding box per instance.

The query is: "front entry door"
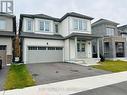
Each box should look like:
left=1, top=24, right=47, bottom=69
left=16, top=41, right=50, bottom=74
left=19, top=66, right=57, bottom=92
left=77, top=40, right=86, bottom=59
left=115, top=42, right=125, bottom=57
left=0, top=45, right=6, bottom=66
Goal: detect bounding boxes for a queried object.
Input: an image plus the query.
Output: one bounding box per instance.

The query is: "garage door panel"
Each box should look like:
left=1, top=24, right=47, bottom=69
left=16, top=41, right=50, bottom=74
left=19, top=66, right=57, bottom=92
left=27, top=46, right=63, bottom=64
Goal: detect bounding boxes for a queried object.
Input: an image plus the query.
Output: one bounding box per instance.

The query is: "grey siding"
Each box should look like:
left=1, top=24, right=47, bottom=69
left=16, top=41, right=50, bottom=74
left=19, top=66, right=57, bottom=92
left=92, top=23, right=118, bottom=37
left=92, top=21, right=126, bottom=59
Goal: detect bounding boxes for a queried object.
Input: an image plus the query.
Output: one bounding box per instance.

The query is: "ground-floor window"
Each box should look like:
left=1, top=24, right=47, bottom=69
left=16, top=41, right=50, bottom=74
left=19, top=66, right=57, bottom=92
left=0, top=45, right=6, bottom=50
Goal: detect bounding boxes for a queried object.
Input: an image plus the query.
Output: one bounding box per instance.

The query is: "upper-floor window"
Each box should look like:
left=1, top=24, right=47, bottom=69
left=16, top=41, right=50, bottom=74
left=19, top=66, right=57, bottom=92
left=73, top=19, right=87, bottom=31
left=0, top=20, right=6, bottom=30
left=39, top=20, right=50, bottom=32
left=26, top=19, right=33, bottom=31
left=55, top=24, right=58, bottom=33
left=106, top=27, right=115, bottom=36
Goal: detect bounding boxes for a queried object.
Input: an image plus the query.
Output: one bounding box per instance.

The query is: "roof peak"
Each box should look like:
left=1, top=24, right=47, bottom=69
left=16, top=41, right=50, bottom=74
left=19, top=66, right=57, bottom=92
left=20, top=12, right=94, bottom=22
left=92, top=18, right=119, bottom=26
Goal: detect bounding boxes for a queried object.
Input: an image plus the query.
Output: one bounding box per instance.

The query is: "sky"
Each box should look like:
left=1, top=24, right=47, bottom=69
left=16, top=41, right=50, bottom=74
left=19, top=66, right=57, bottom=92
left=14, top=0, right=127, bottom=26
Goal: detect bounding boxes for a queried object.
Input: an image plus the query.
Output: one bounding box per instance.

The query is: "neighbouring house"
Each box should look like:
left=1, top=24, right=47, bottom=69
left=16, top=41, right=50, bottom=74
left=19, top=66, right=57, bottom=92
left=19, top=12, right=100, bottom=64
left=118, top=25, right=127, bottom=40
left=0, top=12, right=16, bottom=66
left=92, top=19, right=127, bottom=60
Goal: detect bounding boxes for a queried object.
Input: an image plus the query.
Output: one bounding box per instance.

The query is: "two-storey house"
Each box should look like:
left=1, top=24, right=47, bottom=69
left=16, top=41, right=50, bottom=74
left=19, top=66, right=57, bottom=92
left=118, top=25, right=127, bottom=40
left=19, top=12, right=100, bottom=64
left=0, top=12, right=16, bottom=66
left=92, top=19, right=127, bottom=60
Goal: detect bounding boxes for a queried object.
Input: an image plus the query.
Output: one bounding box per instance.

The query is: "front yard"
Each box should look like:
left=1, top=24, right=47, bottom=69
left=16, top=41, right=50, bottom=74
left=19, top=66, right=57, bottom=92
left=92, top=60, right=127, bottom=72
left=4, top=64, right=35, bottom=90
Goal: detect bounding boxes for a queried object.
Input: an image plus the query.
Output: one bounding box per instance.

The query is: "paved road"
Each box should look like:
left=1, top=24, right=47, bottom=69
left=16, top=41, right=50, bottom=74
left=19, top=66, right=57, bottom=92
left=2, top=71, right=127, bottom=95
left=72, top=81, right=127, bottom=95
left=0, top=67, right=9, bottom=91
left=27, top=63, right=111, bottom=85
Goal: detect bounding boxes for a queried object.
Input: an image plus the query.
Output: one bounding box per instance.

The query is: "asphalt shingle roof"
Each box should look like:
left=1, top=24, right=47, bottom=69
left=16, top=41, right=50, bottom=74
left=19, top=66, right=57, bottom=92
left=20, top=32, right=64, bottom=40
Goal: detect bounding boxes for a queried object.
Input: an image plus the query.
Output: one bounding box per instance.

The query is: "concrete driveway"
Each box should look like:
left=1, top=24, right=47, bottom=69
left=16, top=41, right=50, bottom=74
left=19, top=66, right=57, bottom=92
left=27, top=63, right=110, bottom=85
left=0, top=67, right=9, bottom=91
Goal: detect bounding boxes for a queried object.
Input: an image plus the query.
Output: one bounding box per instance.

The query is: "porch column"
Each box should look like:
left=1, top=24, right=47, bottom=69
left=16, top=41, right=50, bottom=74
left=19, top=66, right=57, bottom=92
left=112, top=39, right=116, bottom=58
left=97, top=38, right=100, bottom=58
left=75, top=37, right=77, bottom=59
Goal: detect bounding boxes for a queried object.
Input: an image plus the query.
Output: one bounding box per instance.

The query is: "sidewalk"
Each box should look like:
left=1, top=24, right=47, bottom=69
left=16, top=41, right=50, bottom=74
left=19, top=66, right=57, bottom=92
left=1, top=71, right=127, bottom=95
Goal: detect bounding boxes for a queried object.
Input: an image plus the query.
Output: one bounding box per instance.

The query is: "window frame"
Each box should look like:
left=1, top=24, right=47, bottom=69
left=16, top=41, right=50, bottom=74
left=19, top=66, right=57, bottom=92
left=55, top=24, right=58, bottom=33
left=26, top=19, right=33, bottom=31
left=77, top=40, right=86, bottom=52
left=73, top=18, right=87, bottom=31
left=0, top=19, right=6, bottom=30
left=38, top=20, right=51, bottom=32
left=106, top=27, right=115, bottom=36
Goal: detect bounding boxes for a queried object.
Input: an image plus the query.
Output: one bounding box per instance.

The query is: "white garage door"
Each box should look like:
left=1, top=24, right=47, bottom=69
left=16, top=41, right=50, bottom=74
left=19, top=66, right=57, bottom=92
left=27, top=46, right=63, bottom=64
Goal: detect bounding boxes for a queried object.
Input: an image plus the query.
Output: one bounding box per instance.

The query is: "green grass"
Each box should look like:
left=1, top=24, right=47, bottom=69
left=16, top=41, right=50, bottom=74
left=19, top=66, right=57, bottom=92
left=4, top=64, right=35, bottom=90
left=92, top=60, right=127, bottom=72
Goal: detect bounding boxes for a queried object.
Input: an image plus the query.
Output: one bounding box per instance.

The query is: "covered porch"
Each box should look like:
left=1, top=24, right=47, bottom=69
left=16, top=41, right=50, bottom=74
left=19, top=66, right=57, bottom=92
left=65, top=33, right=101, bottom=65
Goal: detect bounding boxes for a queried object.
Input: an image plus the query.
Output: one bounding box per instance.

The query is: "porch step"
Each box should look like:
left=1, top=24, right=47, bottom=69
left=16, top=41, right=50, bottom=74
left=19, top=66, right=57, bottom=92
left=83, top=58, right=100, bottom=64
left=68, top=58, right=100, bottom=66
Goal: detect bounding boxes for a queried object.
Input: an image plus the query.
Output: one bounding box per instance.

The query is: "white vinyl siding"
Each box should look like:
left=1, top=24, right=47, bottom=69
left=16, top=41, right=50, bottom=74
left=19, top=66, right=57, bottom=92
left=73, top=19, right=87, bottom=31
left=106, top=27, right=115, bottom=36
left=39, top=20, right=50, bottom=32
left=0, top=20, right=6, bottom=30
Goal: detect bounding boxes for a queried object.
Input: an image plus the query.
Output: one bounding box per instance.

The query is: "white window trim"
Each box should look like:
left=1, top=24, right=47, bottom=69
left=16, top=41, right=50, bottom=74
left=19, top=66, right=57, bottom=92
left=26, top=19, right=33, bottom=32
left=38, top=20, right=51, bottom=32
left=0, top=19, right=6, bottom=30
left=73, top=18, right=87, bottom=31
left=77, top=40, right=86, bottom=52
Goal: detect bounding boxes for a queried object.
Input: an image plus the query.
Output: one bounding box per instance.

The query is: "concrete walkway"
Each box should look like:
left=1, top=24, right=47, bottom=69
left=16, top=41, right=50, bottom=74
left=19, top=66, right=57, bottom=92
left=1, top=71, right=127, bottom=95
left=0, top=67, right=9, bottom=91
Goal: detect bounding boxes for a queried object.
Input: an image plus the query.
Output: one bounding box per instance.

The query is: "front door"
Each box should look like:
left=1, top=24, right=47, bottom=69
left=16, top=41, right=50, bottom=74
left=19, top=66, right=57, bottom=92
left=115, top=42, right=125, bottom=57
left=0, top=45, right=6, bottom=66
left=77, top=40, right=86, bottom=59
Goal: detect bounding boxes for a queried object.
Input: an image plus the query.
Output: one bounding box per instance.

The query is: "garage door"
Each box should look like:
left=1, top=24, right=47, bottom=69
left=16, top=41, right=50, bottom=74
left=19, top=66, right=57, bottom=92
left=0, top=45, right=6, bottom=66
left=27, top=46, right=63, bottom=64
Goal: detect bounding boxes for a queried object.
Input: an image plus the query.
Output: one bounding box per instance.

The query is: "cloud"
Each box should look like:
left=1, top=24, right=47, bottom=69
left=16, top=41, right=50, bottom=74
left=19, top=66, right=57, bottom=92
left=13, top=0, right=127, bottom=25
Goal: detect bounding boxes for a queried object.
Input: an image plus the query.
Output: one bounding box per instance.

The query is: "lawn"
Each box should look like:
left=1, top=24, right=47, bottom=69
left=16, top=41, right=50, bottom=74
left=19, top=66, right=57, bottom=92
left=92, top=60, right=127, bottom=72
left=4, top=64, right=35, bottom=90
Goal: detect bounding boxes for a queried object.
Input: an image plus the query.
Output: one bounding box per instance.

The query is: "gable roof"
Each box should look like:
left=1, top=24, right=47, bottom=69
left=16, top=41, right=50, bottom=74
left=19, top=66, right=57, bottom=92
left=65, top=32, right=101, bottom=40
left=60, top=12, right=94, bottom=21
left=0, top=31, right=15, bottom=37
left=118, top=25, right=127, bottom=30
left=92, top=19, right=119, bottom=27
left=0, top=12, right=15, bottom=18
left=20, top=12, right=94, bottom=22
left=20, top=32, right=64, bottom=40
left=20, top=13, right=60, bottom=22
